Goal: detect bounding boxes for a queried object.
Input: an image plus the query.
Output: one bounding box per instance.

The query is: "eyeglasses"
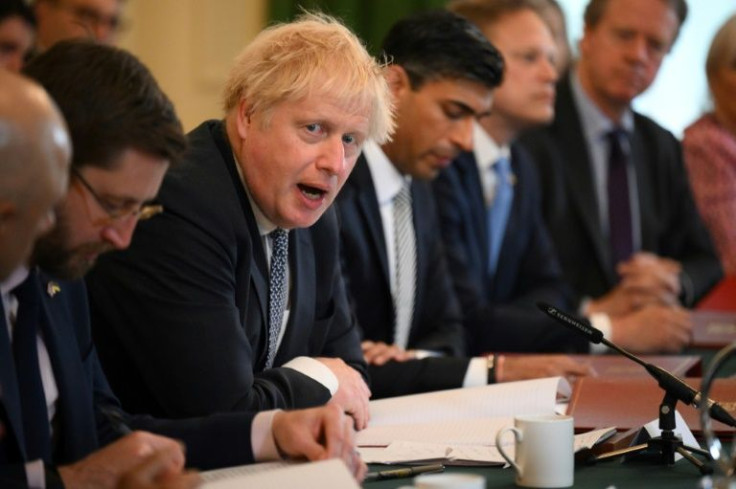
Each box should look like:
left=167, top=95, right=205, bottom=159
left=71, top=167, right=163, bottom=225
left=54, top=0, right=126, bottom=35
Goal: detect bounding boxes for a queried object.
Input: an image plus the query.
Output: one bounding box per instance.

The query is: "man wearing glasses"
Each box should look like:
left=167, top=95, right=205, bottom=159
left=33, top=0, right=122, bottom=51
left=0, top=39, right=367, bottom=489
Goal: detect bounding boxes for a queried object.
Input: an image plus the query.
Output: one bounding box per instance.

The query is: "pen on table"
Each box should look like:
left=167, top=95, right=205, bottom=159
left=364, top=463, right=445, bottom=482
left=99, top=405, right=133, bottom=436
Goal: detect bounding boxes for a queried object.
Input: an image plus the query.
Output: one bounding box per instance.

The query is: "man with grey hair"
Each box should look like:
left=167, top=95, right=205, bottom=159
left=521, top=0, right=720, bottom=353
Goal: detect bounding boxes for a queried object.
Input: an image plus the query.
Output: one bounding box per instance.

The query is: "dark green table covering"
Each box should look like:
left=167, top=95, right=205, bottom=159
left=365, top=457, right=711, bottom=488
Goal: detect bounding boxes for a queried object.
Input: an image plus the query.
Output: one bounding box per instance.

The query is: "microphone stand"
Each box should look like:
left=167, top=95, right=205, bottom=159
left=591, top=390, right=712, bottom=474
left=538, top=303, right=714, bottom=474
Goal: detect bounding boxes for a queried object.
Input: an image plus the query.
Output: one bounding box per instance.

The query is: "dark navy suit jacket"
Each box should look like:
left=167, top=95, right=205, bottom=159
left=86, top=120, right=366, bottom=418
left=433, top=146, right=587, bottom=354
left=0, top=271, right=257, bottom=487
left=519, top=75, right=722, bottom=306
left=336, top=155, right=470, bottom=398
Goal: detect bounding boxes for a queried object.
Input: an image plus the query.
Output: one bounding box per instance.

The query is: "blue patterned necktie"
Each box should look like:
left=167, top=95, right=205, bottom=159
left=11, top=272, right=52, bottom=462
left=266, top=228, right=288, bottom=369
left=487, top=156, right=513, bottom=275
left=607, top=129, right=633, bottom=268
left=393, top=182, right=415, bottom=349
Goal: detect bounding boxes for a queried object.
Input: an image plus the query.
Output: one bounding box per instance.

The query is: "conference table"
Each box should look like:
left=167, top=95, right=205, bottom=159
left=365, top=276, right=736, bottom=488
left=366, top=457, right=714, bottom=488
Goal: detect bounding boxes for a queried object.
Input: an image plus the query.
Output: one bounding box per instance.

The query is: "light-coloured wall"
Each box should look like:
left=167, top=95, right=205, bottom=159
left=118, top=0, right=267, bottom=131
left=558, top=0, right=736, bottom=137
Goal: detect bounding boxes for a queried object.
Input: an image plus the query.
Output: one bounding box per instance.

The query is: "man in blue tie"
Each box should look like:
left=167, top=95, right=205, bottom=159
left=438, top=0, right=694, bottom=356
left=337, top=10, right=589, bottom=399
left=433, top=0, right=589, bottom=355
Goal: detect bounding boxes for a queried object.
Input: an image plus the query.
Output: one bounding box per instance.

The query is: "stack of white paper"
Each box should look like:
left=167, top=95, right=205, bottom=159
left=357, top=377, right=577, bottom=465
left=200, top=459, right=359, bottom=489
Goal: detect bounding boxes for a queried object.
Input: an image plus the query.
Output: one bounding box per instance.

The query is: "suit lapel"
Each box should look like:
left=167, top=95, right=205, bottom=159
left=409, top=181, right=427, bottom=341
left=211, top=122, right=270, bottom=346
left=454, top=153, right=492, bottom=286
left=556, top=77, right=614, bottom=283
left=495, top=150, right=523, bottom=291
left=0, top=295, right=27, bottom=460
left=352, top=156, right=391, bottom=288
left=36, top=274, right=97, bottom=463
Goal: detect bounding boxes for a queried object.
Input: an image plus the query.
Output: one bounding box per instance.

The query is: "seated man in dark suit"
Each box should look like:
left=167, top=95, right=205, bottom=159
left=0, top=39, right=365, bottom=489
left=436, top=0, right=588, bottom=356
left=85, top=13, right=393, bottom=429
left=519, top=0, right=717, bottom=352
left=337, top=10, right=589, bottom=399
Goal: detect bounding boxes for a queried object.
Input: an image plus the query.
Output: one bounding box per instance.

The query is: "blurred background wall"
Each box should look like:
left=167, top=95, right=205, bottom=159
left=118, top=0, right=267, bottom=131
left=118, top=0, right=736, bottom=136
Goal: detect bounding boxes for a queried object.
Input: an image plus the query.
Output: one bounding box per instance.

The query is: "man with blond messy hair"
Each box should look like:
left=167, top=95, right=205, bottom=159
left=87, top=13, right=393, bottom=432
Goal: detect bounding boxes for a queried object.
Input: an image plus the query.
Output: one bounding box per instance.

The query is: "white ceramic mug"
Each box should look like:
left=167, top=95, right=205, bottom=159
left=396, top=473, right=485, bottom=489
left=495, top=414, right=574, bottom=488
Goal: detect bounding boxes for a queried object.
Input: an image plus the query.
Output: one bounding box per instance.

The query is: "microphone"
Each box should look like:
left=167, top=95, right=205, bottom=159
left=537, top=302, right=736, bottom=428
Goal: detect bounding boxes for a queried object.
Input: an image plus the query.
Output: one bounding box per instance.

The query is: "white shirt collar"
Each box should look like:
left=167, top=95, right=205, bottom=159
left=571, top=70, right=634, bottom=140
left=472, top=121, right=510, bottom=172
left=362, top=140, right=410, bottom=205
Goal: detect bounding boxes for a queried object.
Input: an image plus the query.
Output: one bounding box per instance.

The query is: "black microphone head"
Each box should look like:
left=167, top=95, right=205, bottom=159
left=537, top=302, right=604, bottom=344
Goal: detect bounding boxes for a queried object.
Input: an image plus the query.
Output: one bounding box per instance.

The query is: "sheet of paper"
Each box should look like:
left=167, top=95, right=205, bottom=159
left=574, top=427, right=618, bottom=451
left=359, top=441, right=450, bottom=464
left=200, top=459, right=359, bottom=489
left=201, top=461, right=292, bottom=483
left=359, top=440, right=506, bottom=466
left=367, top=377, right=565, bottom=428
left=359, top=427, right=613, bottom=466
left=358, top=417, right=513, bottom=447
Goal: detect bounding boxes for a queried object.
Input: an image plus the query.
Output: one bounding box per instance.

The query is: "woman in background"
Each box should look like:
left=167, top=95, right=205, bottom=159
left=683, top=14, right=736, bottom=275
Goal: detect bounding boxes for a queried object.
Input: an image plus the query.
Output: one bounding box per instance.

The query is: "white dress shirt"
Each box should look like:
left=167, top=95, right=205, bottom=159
left=362, top=141, right=488, bottom=386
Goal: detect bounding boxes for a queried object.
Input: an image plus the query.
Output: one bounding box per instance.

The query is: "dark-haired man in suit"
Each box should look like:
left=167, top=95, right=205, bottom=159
left=520, top=0, right=718, bottom=353
left=337, top=10, right=589, bottom=399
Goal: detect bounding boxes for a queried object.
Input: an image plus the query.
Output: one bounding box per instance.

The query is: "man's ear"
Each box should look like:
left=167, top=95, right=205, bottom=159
left=235, top=99, right=253, bottom=140
left=384, top=65, right=412, bottom=99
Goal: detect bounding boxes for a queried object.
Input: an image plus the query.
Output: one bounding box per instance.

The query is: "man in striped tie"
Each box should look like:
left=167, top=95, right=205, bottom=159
left=337, top=10, right=589, bottom=399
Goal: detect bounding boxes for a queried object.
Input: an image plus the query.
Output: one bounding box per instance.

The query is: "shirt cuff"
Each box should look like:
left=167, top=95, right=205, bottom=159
left=462, top=357, right=488, bottom=387
left=282, top=356, right=339, bottom=395
left=589, top=313, right=612, bottom=354
left=26, top=459, right=45, bottom=489
left=413, top=349, right=442, bottom=359
left=251, top=410, right=282, bottom=462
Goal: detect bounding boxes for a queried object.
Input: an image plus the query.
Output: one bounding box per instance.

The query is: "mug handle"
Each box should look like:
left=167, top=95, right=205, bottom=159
left=496, top=426, right=522, bottom=474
